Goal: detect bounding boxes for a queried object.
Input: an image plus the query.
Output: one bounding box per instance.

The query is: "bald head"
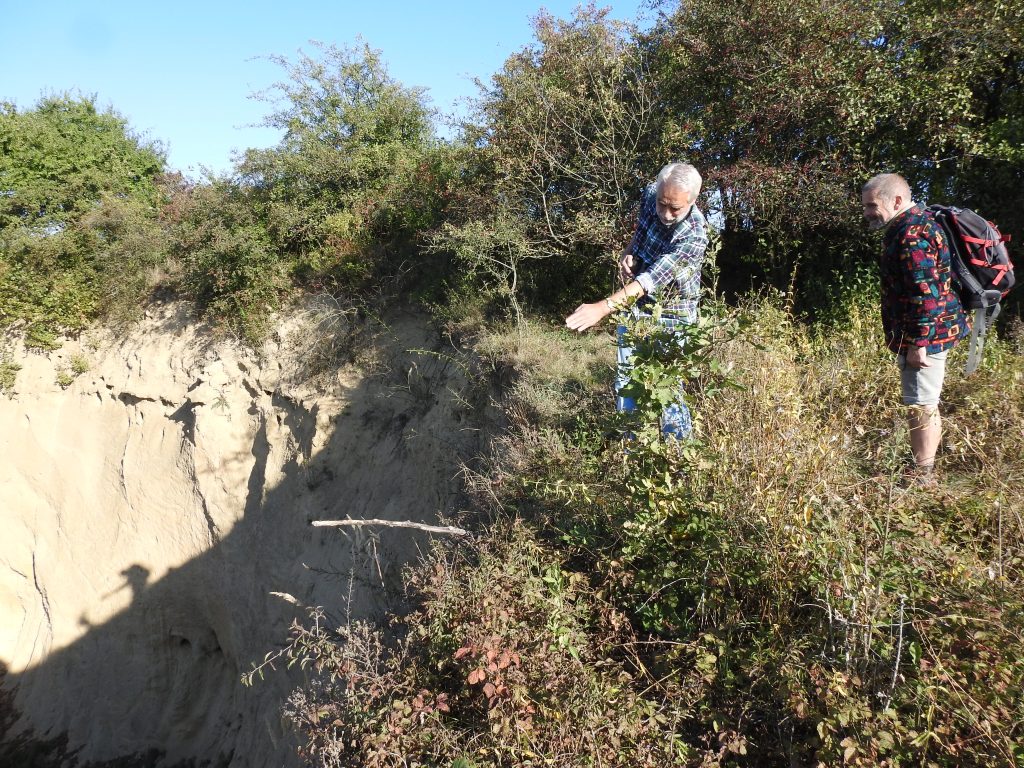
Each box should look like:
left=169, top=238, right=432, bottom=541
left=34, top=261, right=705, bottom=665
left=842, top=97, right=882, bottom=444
left=862, top=173, right=914, bottom=230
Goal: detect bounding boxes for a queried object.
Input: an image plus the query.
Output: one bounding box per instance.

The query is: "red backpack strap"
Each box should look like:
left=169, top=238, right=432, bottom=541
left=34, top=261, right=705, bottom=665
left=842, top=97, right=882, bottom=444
left=962, top=234, right=996, bottom=247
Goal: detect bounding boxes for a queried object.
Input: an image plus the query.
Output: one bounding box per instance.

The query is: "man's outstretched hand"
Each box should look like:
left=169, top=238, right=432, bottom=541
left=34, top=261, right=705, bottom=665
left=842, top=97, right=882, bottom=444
left=619, top=253, right=638, bottom=284
left=565, top=301, right=610, bottom=333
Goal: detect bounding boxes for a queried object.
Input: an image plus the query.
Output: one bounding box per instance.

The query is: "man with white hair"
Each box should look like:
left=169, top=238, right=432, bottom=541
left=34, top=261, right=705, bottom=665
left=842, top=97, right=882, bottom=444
left=861, top=172, right=969, bottom=484
left=566, top=162, right=709, bottom=439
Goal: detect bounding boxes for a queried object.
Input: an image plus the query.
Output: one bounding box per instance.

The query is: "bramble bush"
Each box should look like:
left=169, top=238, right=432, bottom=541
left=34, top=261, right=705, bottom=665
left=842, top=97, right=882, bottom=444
left=247, top=527, right=698, bottom=767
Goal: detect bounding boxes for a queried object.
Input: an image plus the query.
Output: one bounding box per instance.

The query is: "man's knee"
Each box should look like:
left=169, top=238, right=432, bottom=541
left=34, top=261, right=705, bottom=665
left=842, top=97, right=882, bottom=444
left=906, top=404, right=940, bottom=426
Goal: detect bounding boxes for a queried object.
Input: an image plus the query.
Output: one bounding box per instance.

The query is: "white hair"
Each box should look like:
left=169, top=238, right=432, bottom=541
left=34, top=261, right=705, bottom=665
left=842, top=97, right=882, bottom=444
left=862, top=173, right=912, bottom=202
left=656, top=162, right=702, bottom=199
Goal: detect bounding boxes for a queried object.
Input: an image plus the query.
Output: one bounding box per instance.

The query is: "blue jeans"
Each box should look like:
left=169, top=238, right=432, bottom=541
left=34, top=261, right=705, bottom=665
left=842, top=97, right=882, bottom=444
left=615, top=314, right=692, bottom=440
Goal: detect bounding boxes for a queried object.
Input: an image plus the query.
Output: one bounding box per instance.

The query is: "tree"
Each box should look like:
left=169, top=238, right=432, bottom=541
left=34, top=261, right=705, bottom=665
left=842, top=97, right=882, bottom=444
left=0, top=94, right=163, bottom=230
left=236, top=42, right=448, bottom=286
left=161, top=43, right=456, bottom=340
left=647, top=0, right=1024, bottom=314
left=0, top=94, right=166, bottom=341
left=435, top=6, right=658, bottom=319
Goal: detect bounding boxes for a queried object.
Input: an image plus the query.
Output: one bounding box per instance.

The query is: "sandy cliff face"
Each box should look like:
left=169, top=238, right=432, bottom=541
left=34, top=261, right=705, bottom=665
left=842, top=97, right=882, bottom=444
left=0, top=302, right=487, bottom=766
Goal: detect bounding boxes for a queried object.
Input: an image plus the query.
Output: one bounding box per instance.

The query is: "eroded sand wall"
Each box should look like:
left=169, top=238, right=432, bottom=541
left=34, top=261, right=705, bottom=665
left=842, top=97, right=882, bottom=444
left=0, top=303, right=486, bottom=766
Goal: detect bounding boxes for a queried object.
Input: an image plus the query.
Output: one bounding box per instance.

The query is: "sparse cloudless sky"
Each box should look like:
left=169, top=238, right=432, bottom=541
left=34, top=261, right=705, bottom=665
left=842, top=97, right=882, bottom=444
left=1, top=1, right=653, bottom=177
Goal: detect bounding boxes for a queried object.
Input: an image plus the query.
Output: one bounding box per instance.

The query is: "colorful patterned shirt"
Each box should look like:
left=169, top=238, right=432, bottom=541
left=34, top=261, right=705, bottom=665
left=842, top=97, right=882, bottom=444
left=629, top=183, right=709, bottom=324
left=880, top=204, right=969, bottom=354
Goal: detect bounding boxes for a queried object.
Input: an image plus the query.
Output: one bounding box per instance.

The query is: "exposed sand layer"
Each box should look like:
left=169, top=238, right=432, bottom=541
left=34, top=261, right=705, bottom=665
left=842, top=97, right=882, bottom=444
left=0, top=301, right=489, bottom=766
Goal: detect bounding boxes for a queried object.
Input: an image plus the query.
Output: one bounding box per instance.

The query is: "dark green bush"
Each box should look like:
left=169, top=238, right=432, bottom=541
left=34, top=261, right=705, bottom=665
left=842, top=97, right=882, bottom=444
left=165, top=179, right=282, bottom=341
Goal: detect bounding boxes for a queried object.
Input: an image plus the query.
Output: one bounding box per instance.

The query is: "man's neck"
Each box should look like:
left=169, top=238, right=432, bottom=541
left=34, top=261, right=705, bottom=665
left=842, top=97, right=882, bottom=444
left=887, top=201, right=916, bottom=228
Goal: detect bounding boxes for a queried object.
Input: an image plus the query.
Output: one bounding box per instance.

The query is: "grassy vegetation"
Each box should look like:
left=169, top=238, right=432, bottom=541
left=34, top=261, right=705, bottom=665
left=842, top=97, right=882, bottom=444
left=263, top=294, right=1023, bottom=766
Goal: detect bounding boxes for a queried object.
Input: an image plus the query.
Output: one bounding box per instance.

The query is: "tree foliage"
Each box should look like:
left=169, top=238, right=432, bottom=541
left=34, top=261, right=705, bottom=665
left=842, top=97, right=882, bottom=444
left=435, top=7, right=658, bottom=319
left=237, top=42, right=449, bottom=285
left=435, top=0, right=1022, bottom=320
left=0, top=94, right=164, bottom=230
left=164, top=43, right=456, bottom=338
left=647, top=0, right=1024, bottom=310
left=0, top=95, right=166, bottom=341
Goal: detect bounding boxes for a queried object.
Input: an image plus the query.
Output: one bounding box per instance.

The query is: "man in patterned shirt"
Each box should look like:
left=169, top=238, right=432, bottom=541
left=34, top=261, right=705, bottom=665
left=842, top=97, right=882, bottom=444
left=861, top=173, right=969, bottom=483
left=566, top=162, right=709, bottom=439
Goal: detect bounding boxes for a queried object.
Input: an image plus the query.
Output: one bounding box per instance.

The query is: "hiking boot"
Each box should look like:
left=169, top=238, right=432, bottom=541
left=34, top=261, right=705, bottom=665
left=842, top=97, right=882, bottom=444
left=902, top=463, right=938, bottom=488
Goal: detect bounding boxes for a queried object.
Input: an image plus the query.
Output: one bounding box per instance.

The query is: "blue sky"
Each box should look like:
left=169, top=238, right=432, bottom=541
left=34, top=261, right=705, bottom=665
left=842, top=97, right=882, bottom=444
left=1, top=1, right=652, bottom=177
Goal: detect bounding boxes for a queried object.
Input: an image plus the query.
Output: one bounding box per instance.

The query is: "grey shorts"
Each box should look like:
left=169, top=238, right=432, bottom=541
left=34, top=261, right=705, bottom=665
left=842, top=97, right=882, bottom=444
left=897, top=349, right=948, bottom=406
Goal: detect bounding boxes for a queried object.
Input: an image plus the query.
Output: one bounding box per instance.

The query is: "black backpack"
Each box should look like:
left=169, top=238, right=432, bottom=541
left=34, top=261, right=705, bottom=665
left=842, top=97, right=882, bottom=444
left=926, top=205, right=1015, bottom=374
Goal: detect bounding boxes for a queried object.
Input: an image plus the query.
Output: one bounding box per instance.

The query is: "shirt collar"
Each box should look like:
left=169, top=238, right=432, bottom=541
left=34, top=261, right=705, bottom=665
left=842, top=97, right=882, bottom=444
left=887, top=202, right=919, bottom=230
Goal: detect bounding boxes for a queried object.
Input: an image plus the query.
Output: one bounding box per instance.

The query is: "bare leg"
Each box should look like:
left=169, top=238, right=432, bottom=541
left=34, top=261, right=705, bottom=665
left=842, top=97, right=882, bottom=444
left=908, top=405, right=941, bottom=468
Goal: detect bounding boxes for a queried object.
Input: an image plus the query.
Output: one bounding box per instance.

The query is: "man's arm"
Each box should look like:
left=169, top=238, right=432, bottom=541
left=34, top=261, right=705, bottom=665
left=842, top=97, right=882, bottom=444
left=897, top=226, right=944, bottom=367
left=565, top=277, right=645, bottom=332
left=567, top=217, right=708, bottom=332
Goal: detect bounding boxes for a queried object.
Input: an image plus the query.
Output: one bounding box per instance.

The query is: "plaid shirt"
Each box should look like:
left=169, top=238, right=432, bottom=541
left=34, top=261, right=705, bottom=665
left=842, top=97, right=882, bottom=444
left=629, top=183, right=709, bottom=323
left=880, top=204, right=969, bottom=354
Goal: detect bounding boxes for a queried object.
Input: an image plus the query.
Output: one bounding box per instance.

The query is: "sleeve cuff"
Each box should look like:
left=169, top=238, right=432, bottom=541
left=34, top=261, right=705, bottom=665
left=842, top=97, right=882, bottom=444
left=635, top=273, right=655, bottom=295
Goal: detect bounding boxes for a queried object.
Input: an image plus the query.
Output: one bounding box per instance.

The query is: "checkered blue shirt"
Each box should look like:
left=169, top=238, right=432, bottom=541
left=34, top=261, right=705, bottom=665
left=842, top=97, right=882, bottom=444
left=629, top=183, right=709, bottom=323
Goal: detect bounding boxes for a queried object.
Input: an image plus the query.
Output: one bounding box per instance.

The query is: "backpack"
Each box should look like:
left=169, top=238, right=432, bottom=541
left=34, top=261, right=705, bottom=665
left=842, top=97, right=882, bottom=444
left=926, top=204, right=1015, bottom=374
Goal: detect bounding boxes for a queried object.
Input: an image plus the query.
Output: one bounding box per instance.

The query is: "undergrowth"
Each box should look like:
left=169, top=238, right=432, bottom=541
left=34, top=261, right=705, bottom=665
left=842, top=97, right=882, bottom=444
left=253, top=293, right=1024, bottom=767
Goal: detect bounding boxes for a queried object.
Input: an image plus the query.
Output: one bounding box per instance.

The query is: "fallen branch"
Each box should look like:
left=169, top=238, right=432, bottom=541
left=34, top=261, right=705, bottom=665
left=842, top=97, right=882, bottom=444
left=312, top=518, right=472, bottom=537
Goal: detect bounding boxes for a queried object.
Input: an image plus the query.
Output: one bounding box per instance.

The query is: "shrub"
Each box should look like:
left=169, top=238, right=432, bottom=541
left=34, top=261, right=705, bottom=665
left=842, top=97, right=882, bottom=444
left=0, top=358, right=20, bottom=393
left=166, top=179, right=282, bottom=341
left=460, top=294, right=1024, bottom=765
left=647, top=0, right=1024, bottom=317
left=249, top=525, right=700, bottom=767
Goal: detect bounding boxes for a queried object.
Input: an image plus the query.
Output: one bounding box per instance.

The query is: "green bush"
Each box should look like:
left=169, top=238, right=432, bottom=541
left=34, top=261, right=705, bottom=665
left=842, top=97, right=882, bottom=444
left=0, top=358, right=20, bottom=393
left=166, top=179, right=282, bottom=341
left=0, top=95, right=166, bottom=340
left=164, top=43, right=457, bottom=339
